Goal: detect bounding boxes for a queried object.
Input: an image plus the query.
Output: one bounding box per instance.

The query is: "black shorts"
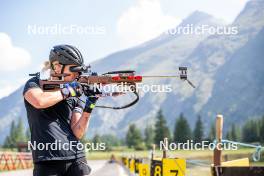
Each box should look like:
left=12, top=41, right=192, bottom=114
left=33, top=157, right=91, bottom=176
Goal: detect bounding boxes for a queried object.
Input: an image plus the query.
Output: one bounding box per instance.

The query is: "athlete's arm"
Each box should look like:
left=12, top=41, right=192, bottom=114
left=24, top=88, right=63, bottom=109
left=24, top=81, right=82, bottom=109
left=71, top=96, right=97, bottom=140
left=71, top=112, right=91, bottom=140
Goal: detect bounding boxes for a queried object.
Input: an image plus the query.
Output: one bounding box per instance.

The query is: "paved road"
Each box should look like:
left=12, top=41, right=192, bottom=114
left=0, top=169, right=33, bottom=176
left=90, top=162, right=131, bottom=176
left=0, top=160, right=131, bottom=176
left=0, top=160, right=212, bottom=176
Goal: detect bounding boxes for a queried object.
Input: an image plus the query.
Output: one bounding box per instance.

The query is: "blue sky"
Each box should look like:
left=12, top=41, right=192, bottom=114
left=0, top=0, right=248, bottom=98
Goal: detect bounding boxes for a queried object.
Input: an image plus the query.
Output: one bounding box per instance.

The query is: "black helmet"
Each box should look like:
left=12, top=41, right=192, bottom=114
left=49, top=45, right=84, bottom=66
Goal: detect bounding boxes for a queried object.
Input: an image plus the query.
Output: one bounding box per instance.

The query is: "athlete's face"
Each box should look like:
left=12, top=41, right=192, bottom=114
left=51, top=61, right=79, bottom=81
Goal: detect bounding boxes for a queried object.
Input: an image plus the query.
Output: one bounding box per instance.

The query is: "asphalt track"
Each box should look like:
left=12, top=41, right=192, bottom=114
left=0, top=160, right=131, bottom=176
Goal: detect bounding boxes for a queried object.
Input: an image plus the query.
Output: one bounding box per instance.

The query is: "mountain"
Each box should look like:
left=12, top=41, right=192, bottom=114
left=0, top=0, right=264, bottom=143
left=90, top=11, right=225, bottom=135
left=180, top=0, right=264, bottom=130
left=0, top=87, right=25, bottom=144
left=201, top=27, right=264, bottom=129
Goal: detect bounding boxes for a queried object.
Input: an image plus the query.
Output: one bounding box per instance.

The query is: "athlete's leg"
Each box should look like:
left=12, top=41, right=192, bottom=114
left=33, top=161, right=64, bottom=176
left=66, top=157, right=91, bottom=176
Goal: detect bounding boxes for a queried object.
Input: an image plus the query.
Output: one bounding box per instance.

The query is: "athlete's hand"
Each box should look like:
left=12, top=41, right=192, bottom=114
left=61, top=81, right=83, bottom=99
left=83, top=96, right=98, bottom=113
left=82, top=85, right=101, bottom=97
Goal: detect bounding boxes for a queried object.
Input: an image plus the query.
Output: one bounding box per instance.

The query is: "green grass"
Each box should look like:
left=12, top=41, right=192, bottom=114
left=86, top=148, right=257, bottom=159
left=86, top=148, right=263, bottom=165
left=1, top=147, right=261, bottom=164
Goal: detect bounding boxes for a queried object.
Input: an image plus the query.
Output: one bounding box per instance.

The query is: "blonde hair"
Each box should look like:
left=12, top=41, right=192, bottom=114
left=41, top=61, right=51, bottom=72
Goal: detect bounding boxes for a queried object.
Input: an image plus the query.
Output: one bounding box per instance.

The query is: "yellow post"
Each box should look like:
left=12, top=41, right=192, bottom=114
left=138, top=163, right=150, bottom=176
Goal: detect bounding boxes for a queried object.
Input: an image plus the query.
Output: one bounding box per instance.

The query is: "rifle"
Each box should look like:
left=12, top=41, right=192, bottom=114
left=29, top=66, right=195, bottom=109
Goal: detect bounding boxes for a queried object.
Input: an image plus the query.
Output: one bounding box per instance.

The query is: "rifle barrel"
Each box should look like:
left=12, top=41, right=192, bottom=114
left=142, top=76, right=180, bottom=78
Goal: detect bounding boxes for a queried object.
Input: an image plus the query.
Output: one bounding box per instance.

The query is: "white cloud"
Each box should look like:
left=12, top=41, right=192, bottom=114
left=117, top=0, right=181, bottom=48
left=0, top=33, right=31, bottom=71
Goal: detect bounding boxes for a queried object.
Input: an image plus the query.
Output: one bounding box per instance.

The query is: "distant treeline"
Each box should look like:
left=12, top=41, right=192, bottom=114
left=88, top=110, right=264, bottom=150
left=125, top=110, right=264, bottom=150
left=2, top=111, right=264, bottom=150
left=2, top=118, right=30, bottom=148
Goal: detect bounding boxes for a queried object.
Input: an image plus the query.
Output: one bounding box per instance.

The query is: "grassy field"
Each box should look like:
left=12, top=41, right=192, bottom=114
left=1, top=147, right=262, bottom=164
left=86, top=148, right=262, bottom=162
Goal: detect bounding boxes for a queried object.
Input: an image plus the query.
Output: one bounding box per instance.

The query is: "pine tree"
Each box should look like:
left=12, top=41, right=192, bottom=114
left=226, top=130, right=232, bottom=140
left=193, top=115, right=204, bottom=143
left=226, top=123, right=241, bottom=141
left=144, top=125, right=155, bottom=149
left=230, top=123, right=239, bottom=141
left=242, top=119, right=259, bottom=142
left=126, top=124, right=143, bottom=149
left=26, top=128, right=31, bottom=141
left=3, top=119, right=27, bottom=148
left=100, top=134, right=121, bottom=146
left=92, top=134, right=101, bottom=144
left=3, top=121, right=16, bottom=148
left=80, top=135, right=90, bottom=144
left=208, top=122, right=216, bottom=142
left=260, top=116, right=264, bottom=142
left=3, top=136, right=12, bottom=148
left=16, top=118, right=26, bottom=142
left=173, top=113, right=192, bottom=143
left=154, top=110, right=171, bottom=145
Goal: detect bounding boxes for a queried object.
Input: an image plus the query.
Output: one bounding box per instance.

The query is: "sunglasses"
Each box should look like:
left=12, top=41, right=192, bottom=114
left=51, top=62, right=87, bottom=73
